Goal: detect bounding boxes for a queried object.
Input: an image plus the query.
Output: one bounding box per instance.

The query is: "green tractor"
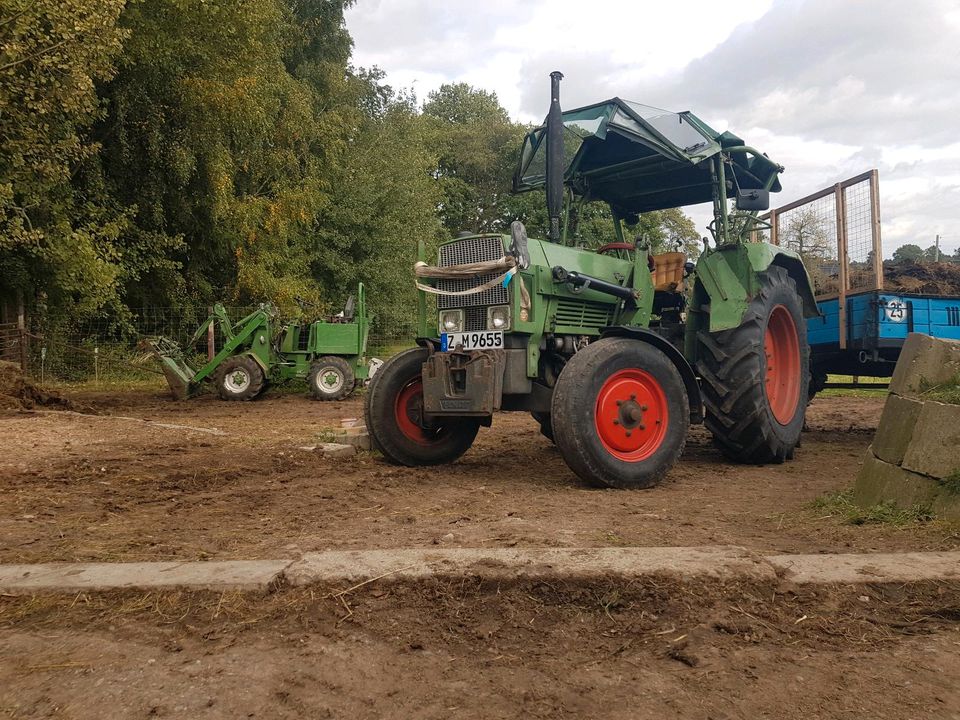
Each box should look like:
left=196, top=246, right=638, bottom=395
left=147, top=283, right=376, bottom=401
left=365, top=73, right=817, bottom=488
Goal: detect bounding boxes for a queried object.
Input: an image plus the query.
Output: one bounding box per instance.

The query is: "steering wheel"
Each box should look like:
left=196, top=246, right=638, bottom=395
left=596, top=242, right=635, bottom=255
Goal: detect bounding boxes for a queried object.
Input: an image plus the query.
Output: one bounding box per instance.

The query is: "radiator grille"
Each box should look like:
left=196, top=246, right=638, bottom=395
left=437, top=235, right=510, bottom=310
left=464, top=307, right=486, bottom=331
left=554, top=298, right=615, bottom=330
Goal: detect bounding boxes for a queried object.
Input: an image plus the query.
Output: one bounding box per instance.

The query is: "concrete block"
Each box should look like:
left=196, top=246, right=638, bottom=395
left=901, top=400, right=960, bottom=479
left=871, top=394, right=922, bottom=465
left=283, top=546, right=777, bottom=587
left=767, top=550, right=960, bottom=584
left=853, top=451, right=960, bottom=520
left=319, top=442, right=356, bottom=458
left=327, top=426, right=371, bottom=450
left=889, top=333, right=960, bottom=398
left=0, top=560, right=289, bottom=595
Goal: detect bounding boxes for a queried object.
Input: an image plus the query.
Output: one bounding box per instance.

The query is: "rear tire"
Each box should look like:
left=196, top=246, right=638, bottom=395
left=551, top=337, right=689, bottom=489
left=364, top=347, right=481, bottom=466
left=309, top=356, right=355, bottom=401
left=215, top=356, right=265, bottom=401
left=696, top=265, right=809, bottom=463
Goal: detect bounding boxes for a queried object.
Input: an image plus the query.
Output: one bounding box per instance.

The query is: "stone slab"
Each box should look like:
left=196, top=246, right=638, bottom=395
left=319, top=442, right=356, bottom=458
left=889, top=333, right=960, bottom=398
left=871, top=394, right=922, bottom=466
left=282, top=546, right=777, bottom=587
left=0, top=560, right=290, bottom=595
left=768, top=550, right=960, bottom=584
left=327, top=428, right=371, bottom=450
left=901, top=400, right=960, bottom=479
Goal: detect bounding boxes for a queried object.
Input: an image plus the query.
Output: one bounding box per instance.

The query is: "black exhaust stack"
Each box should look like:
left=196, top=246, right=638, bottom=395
left=546, top=71, right=564, bottom=243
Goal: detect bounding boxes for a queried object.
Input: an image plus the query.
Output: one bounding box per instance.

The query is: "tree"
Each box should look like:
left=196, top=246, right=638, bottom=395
left=781, top=208, right=832, bottom=259
left=893, top=244, right=924, bottom=263
left=0, top=0, right=131, bottom=319
left=423, top=83, right=525, bottom=236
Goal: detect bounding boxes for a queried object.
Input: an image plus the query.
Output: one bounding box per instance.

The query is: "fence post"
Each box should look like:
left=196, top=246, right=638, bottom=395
left=207, top=306, right=215, bottom=361
left=869, top=169, right=883, bottom=291
left=94, top=346, right=99, bottom=385
left=16, top=290, right=26, bottom=374
left=834, top=184, right=848, bottom=351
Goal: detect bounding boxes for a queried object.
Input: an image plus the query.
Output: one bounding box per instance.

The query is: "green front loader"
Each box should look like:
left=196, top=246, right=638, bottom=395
left=147, top=283, right=376, bottom=401
left=365, top=73, right=818, bottom=489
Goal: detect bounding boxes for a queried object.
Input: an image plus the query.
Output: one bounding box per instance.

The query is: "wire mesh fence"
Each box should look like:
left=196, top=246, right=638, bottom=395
left=752, top=169, right=883, bottom=299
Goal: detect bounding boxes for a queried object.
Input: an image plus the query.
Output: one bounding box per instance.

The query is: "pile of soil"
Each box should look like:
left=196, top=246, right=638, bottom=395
left=0, top=361, right=76, bottom=411
left=884, top=260, right=960, bottom=295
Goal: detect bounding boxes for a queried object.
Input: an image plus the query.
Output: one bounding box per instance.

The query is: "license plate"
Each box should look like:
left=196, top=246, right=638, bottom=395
left=441, top=330, right=504, bottom=351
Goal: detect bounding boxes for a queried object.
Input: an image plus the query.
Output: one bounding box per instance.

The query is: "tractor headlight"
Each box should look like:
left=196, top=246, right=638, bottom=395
left=439, top=309, right=463, bottom=333
left=487, top=305, right=511, bottom=330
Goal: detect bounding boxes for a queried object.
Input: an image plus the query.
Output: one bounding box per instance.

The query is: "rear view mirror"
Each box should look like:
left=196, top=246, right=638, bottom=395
left=735, top=189, right=769, bottom=211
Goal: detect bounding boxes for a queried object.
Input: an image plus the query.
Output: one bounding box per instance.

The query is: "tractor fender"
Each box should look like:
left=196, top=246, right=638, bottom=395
left=239, top=350, right=270, bottom=374
left=600, top=326, right=703, bottom=424
left=694, top=243, right=819, bottom=333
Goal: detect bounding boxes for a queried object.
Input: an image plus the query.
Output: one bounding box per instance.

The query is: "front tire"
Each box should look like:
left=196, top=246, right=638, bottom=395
left=364, top=347, right=480, bottom=466
left=551, top=338, right=689, bottom=489
left=215, top=356, right=265, bottom=401
left=696, top=265, right=809, bottom=463
left=309, top=356, right=355, bottom=401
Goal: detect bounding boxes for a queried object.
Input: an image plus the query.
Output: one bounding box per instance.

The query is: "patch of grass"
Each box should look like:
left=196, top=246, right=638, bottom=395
left=920, top=377, right=960, bottom=405
left=810, top=490, right=934, bottom=526
left=942, top=470, right=960, bottom=496
left=817, top=374, right=888, bottom=398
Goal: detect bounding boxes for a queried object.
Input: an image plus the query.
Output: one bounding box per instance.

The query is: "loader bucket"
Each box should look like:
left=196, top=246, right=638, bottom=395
left=142, top=338, right=198, bottom=400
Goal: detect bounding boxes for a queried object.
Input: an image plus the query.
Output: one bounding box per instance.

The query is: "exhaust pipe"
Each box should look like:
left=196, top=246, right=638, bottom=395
left=546, top=71, right=564, bottom=243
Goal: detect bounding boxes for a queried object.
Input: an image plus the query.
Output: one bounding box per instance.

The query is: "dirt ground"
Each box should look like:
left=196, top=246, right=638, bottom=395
left=0, top=387, right=956, bottom=564
left=2, top=386, right=960, bottom=719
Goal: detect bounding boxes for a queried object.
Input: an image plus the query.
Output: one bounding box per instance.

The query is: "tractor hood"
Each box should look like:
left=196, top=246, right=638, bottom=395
left=513, top=98, right=782, bottom=215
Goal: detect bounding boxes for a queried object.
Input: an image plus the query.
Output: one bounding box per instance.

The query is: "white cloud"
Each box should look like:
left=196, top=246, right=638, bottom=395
left=346, top=0, right=960, bottom=257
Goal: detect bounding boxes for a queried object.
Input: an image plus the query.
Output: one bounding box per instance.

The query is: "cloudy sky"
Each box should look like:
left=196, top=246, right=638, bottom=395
left=346, top=0, right=960, bottom=257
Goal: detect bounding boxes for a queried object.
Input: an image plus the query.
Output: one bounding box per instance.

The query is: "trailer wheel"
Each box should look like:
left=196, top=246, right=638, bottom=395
left=215, top=356, right=265, bottom=401
left=551, top=337, right=688, bottom=489
left=309, top=356, right=355, bottom=401
left=696, top=265, right=810, bottom=463
left=365, top=347, right=480, bottom=466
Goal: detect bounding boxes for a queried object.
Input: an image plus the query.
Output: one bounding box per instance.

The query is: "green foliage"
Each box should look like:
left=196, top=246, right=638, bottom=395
left=0, top=0, right=130, bottom=317
left=811, top=490, right=934, bottom=525
left=893, top=243, right=924, bottom=263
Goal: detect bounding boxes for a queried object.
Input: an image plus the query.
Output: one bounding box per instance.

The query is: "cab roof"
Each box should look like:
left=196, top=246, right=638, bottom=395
left=513, top=98, right=782, bottom=214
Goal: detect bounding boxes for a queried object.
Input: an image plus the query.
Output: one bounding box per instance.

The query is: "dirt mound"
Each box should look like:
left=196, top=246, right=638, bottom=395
left=884, top=260, right=960, bottom=296
left=0, top=361, right=77, bottom=411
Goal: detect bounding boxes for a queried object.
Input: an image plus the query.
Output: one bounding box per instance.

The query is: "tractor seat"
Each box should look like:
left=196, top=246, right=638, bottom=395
left=650, top=252, right=686, bottom=292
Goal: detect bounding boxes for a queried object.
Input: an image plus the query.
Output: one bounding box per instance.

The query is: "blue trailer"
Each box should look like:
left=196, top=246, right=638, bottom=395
left=807, top=290, right=960, bottom=393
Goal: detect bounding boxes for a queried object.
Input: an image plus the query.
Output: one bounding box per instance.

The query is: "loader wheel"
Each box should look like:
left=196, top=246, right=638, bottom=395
left=309, top=356, right=355, bottom=401
left=215, top=356, right=265, bottom=401
left=696, top=265, right=809, bottom=464
left=551, top=337, right=689, bottom=489
left=364, top=347, right=480, bottom=466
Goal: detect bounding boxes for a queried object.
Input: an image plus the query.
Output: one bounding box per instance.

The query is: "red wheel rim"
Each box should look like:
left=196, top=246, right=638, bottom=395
left=764, top=305, right=801, bottom=425
left=394, top=378, right=435, bottom=445
left=594, top=369, right=669, bottom=462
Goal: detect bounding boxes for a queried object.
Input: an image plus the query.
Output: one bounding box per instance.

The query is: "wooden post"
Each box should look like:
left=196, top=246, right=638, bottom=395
left=834, top=184, right=848, bottom=350
left=869, top=169, right=883, bottom=290
left=769, top=209, right=778, bottom=246
left=207, top=307, right=216, bottom=361
left=16, top=290, right=26, bottom=373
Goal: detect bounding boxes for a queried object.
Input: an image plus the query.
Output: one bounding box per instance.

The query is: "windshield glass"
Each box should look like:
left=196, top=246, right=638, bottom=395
left=624, top=101, right=709, bottom=152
